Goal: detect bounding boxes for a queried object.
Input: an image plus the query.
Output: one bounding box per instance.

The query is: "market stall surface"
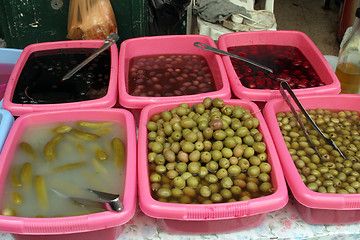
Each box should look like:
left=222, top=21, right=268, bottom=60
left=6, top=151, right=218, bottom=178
left=1, top=197, right=359, bottom=240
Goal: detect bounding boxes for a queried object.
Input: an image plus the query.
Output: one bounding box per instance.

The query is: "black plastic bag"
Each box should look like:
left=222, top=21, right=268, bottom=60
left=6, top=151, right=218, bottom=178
left=148, top=0, right=191, bottom=35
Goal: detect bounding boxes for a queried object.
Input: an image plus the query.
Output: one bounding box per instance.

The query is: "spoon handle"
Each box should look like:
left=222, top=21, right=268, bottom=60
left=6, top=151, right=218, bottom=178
left=279, top=81, right=347, bottom=160
left=194, top=42, right=273, bottom=73
left=62, top=33, right=119, bottom=81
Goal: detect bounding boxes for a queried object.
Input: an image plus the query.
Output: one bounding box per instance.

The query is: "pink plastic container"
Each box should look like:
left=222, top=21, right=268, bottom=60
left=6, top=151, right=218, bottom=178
left=118, top=35, right=231, bottom=111
left=138, top=99, right=288, bottom=234
left=217, top=31, right=341, bottom=102
left=0, top=109, right=137, bottom=240
left=263, top=94, right=360, bottom=225
left=2, top=40, right=118, bottom=116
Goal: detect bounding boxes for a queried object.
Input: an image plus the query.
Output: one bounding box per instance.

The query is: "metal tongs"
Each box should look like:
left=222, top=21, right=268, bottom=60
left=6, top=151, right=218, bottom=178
left=193, top=42, right=273, bottom=73
left=61, top=33, right=119, bottom=81
left=279, top=81, right=346, bottom=160
left=52, top=188, right=123, bottom=212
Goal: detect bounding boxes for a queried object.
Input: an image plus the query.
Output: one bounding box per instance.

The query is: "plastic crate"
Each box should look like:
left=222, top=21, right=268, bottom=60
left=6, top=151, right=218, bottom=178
left=217, top=31, right=341, bottom=102
left=138, top=99, right=288, bottom=234
left=0, top=108, right=136, bottom=240
left=263, top=94, right=360, bottom=224
left=2, top=40, right=118, bottom=116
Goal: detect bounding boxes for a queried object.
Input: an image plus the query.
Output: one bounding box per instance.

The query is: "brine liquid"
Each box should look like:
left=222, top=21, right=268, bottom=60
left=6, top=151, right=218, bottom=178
left=128, top=54, right=217, bottom=97
left=12, top=49, right=111, bottom=104
left=335, top=62, right=360, bottom=94
left=0, top=121, right=126, bottom=218
left=227, top=45, right=324, bottom=89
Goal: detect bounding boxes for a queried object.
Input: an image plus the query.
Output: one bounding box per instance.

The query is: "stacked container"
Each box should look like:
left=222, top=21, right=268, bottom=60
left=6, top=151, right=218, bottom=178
left=118, top=35, right=232, bottom=123
left=0, top=41, right=137, bottom=239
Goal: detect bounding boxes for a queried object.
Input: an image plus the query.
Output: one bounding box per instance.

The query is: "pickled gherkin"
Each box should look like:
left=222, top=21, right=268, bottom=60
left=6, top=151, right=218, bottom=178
left=20, top=162, right=33, bottom=188
left=94, top=147, right=108, bottom=161
left=73, top=129, right=100, bottom=141
left=77, top=121, right=113, bottom=128
left=51, top=162, right=87, bottom=172
left=112, top=137, right=125, bottom=168
left=19, top=142, right=38, bottom=161
left=52, top=125, right=72, bottom=134
left=10, top=167, right=22, bottom=188
left=44, top=135, right=64, bottom=162
left=12, top=191, right=22, bottom=205
left=34, top=175, right=48, bottom=209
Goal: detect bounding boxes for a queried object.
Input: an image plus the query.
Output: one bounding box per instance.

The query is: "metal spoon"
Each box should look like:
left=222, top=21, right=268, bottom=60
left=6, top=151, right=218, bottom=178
left=279, top=81, right=347, bottom=160
left=61, top=33, right=119, bottom=81
left=194, top=42, right=273, bottom=73
left=51, top=188, right=123, bottom=212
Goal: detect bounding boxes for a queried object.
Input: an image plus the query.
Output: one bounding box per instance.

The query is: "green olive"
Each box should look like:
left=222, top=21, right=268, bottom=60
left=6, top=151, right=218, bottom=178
left=175, top=162, right=188, bottom=173
left=181, top=141, right=195, bottom=153
left=213, top=130, right=226, bottom=141
left=200, top=186, right=212, bottom=197
left=157, top=188, right=172, bottom=198
left=188, top=162, right=200, bottom=174
left=187, top=176, right=199, bottom=188
left=147, top=121, right=158, bottom=131
left=239, top=159, right=250, bottom=171
left=247, top=166, right=260, bottom=177
left=173, top=176, right=186, bottom=189
left=216, top=168, right=228, bottom=179
left=163, top=149, right=176, bottom=162
left=243, top=147, right=255, bottom=158
left=246, top=181, right=259, bottom=193
left=220, top=177, right=233, bottom=189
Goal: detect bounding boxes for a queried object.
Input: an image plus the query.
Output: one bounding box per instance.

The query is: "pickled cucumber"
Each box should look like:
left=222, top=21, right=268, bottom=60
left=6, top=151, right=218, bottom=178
left=73, top=129, right=100, bottom=141
left=10, top=167, right=22, bottom=188
left=94, top=147, right=108, bottom=161
left=112, top=137, right=125, bottom=168
left=2, top=207, right=16, bottom=216
left=44, top=135, right=64, bottom=161
left=51, top=162, right=87, bottom=172
left=77, top=121, right=113, bottom=128
left=12, top=191, right=22, bottom=205
left=34, top=175, right=48, bottom=209
left=52, top=125, right=72, bottom=134
left=20, top=162, right=32, bottom=188
left=20, top=142, right=38, bottom=161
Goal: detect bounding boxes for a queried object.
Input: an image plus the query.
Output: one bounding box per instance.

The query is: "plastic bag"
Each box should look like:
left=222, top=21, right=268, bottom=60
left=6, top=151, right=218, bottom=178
left=67, top=0, right=117, bottom=40
left=148, top=0, right=191, bottom=35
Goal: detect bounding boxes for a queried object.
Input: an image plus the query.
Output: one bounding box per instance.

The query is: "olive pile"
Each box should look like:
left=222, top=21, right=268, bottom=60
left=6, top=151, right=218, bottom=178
left=147, top=98, right=273, bottom=204
left=277, top=109, right=360, bottom=194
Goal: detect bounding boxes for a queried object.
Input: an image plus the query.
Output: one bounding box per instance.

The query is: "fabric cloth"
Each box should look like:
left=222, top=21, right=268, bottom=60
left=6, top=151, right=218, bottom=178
left=193, top=0, right=251, bottom=24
